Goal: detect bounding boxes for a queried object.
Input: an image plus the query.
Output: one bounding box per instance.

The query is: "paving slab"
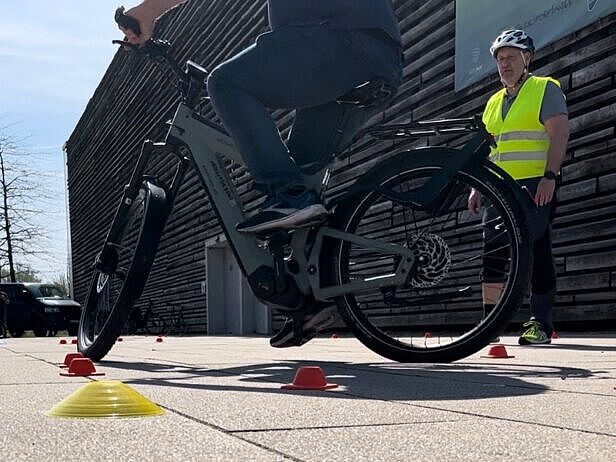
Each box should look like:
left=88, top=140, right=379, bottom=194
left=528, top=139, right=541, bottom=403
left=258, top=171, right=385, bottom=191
left=1, top=384, right=290, bottom=461
left=1, top=335, right=614, bottom=461
left=239, top=418, right=615, bottom=462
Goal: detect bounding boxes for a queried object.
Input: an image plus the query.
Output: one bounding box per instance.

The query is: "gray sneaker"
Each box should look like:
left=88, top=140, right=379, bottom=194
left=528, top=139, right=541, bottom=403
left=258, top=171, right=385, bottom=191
left=236, top=189, right=326, bottom=233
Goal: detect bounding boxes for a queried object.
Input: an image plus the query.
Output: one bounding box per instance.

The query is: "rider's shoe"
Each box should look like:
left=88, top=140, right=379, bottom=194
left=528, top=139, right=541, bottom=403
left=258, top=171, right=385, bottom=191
left=236, top=188, right=327, bottom=234
left=270, top=305, right=338, bottom=348
left=518, top=320, right=551, bottom=345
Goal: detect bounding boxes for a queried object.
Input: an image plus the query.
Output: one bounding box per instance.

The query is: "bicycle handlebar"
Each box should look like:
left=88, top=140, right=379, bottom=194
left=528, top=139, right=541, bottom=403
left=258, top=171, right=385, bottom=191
left=112, top=36, right=191, bottom=99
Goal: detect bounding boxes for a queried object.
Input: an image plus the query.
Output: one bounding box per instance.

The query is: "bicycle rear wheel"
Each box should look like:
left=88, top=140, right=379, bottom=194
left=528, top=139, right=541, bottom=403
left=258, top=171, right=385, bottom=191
left=78, top=181, right=170, bottom=361
left=331, top=158, right=531, bottom=362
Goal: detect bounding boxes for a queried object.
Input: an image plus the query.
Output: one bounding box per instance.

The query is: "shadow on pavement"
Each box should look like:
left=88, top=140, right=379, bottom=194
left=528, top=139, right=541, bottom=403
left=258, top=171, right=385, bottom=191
left=92, top=359, right=589, bottom=401
left=538, top=344, right=616, bottom=352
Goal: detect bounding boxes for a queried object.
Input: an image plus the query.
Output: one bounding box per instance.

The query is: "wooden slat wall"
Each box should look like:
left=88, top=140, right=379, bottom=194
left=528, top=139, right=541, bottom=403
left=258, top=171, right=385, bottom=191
left=65, top=0, right=616, bottom=332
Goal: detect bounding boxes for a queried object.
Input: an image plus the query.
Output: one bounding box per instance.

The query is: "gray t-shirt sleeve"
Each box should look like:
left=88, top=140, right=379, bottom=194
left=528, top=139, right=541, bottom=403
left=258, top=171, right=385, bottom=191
left=540, top=82, right=568, bottom=124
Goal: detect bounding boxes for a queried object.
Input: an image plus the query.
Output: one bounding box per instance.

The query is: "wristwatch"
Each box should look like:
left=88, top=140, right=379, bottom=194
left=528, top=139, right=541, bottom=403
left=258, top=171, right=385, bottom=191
left=543, top=170, right=558, bottom=181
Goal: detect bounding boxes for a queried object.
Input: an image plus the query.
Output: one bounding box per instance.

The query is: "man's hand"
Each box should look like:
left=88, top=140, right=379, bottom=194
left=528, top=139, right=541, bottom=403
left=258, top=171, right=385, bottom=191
left=118, top=1, right=189, bottom=44
left=467, top=188, right=482, bottom=214
left=534, top=177, right=556, bottom=207
left=120, top=4, right=157, bottom=44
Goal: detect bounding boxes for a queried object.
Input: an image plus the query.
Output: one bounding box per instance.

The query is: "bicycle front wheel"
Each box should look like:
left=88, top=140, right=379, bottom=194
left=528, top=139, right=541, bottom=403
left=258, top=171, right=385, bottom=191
left=331, top=159, right=531, bottom=363
left=78, top=181, right=170, bottom=361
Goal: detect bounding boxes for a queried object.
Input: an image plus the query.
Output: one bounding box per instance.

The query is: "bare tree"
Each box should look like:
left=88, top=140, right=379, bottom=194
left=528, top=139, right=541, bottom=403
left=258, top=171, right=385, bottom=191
left=0, top=264, right=41, bottom=283
left=0, top=124, right=55, bottom=282
left=51, top=273, right=70, bottom=295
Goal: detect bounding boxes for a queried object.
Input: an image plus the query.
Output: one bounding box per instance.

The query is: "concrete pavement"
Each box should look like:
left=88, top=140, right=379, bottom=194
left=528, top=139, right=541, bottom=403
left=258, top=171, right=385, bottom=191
left=1, top=334, right=614, bottom=461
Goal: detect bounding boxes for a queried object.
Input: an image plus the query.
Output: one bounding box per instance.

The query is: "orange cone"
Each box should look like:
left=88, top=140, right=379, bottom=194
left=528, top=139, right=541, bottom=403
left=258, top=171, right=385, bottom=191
left=281, top=366, right=338, bottom=390
left=481, top=344, right=515, bottom=359
left=60, top=352, right=84, bottom=368
left=551, top=331, right=559, bottom=339
left=60, top=358, right=105, bottom=377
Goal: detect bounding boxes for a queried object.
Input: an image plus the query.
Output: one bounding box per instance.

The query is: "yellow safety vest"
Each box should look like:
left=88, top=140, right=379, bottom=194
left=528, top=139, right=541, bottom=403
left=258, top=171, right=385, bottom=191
left=482, top=76, right=560, bottom=180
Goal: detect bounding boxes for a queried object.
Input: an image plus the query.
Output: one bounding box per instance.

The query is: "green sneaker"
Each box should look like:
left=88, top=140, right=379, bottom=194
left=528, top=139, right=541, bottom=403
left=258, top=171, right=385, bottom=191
left=518, top=320, right=551, bottom=345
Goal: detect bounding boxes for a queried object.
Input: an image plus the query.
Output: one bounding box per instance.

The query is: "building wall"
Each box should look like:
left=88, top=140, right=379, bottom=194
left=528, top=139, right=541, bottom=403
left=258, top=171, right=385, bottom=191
left=65, top=0, right=616, bottom=331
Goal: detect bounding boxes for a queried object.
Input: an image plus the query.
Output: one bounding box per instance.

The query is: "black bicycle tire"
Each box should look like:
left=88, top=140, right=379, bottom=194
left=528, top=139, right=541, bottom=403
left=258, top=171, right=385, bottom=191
left=78, top=181, right=170, bottom=361
left=330, top=158, right=531, bottom=363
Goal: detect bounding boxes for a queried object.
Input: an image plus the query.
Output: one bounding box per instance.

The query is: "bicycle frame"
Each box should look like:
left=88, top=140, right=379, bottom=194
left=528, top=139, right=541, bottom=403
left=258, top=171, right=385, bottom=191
left=160, top=103, right=416, bottom=309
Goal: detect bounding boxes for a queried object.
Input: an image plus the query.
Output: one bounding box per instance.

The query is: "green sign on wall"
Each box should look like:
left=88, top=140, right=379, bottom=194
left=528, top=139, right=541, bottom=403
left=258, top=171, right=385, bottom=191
left=455, top=0, right=616, bottom=91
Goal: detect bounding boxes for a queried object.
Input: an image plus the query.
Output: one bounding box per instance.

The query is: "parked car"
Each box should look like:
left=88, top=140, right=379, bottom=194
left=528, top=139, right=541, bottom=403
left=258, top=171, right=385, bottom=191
left=0, top=283, right=81, bottom=337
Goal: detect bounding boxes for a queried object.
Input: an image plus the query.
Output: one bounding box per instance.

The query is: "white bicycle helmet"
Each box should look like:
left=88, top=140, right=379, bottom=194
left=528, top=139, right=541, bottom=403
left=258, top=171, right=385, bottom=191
left=490, top=30, right=535, bottom=58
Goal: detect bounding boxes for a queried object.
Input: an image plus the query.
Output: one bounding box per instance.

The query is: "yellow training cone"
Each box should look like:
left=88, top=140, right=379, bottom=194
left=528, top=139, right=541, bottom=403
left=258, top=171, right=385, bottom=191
left=46, top=381, right=164, bottom=418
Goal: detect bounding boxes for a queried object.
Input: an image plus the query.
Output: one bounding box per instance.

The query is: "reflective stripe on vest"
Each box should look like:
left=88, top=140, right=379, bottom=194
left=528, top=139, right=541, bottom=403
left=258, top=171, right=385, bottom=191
left=482, top=76, right=560, bottom=180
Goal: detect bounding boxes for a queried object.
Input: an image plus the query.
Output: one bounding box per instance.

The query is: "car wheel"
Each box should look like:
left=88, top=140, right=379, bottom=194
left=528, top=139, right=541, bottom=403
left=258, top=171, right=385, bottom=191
left=9, top=328, right=24, bottom=338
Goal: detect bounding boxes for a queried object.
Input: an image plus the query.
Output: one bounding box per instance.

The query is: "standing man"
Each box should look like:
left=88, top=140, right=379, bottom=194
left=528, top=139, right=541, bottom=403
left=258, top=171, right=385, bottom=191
left=468, top=30, right=569, bottom=345
left=117, top=0, right=403, bottom=347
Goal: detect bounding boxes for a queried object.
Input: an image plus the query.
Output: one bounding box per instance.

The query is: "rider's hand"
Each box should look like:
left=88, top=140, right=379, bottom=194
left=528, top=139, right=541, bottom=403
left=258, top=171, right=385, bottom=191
left=467, top=188, right=482, bottom=214
left=120, top=4, right=156, bottom=44
left=534, top=177, right=556, bottom=207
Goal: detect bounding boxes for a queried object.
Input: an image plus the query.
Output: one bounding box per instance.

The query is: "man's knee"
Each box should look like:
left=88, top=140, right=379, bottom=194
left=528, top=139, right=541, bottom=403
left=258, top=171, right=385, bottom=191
left=207, top=63, right=238, bottom=102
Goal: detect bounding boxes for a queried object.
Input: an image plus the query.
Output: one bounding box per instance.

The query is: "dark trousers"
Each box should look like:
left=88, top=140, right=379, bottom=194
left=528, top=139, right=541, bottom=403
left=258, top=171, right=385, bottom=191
left=207, top=24, right=402, bottom=195
left=482, top=177, right=556, bottom=332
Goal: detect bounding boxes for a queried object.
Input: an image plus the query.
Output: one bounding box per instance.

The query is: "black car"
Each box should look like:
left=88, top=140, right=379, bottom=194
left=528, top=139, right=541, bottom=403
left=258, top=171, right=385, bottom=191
left=0, top=283, right=81, bottom=337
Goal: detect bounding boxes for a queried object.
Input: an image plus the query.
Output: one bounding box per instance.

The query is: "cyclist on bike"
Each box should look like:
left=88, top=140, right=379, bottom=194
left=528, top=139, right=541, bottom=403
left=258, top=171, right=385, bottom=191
left=468, top=30, right=569, bottom=345
left=119, top=0, right=403, bottom=347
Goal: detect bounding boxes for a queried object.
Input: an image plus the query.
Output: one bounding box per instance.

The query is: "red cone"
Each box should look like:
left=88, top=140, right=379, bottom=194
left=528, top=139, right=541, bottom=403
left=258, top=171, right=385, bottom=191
left=71, top=339, right=78, bottom=345
left=60, top=352, right=84, bottom=368
left=117, top=337, right=124, bottom=342
left=281, top=366, right=338, bottom=390
left=59, top=339, right=67, bottom=345
left=424, top=332, right=433, bottom=338
left=156, top=337, right=163, bottom=343
left=551, top=331, right=559, bottom=339
left=59, top=358, right=105, bottom=377
left=331, top=333, right=339, bottom=339
left=481, top=344, right=515, bottom=359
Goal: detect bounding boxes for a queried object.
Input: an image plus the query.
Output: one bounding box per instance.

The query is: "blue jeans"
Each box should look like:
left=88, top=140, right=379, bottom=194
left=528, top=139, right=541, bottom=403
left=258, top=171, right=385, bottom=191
left=207, top=24, right=402, bottom=196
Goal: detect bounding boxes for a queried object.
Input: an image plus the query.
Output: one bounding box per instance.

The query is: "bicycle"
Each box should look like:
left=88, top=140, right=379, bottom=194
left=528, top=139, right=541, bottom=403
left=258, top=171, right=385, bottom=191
left=164, top=302, right=188, bottom=335
left=125, top=299, right=167, bottom=336
left=78, top=11, right=535, bottom=362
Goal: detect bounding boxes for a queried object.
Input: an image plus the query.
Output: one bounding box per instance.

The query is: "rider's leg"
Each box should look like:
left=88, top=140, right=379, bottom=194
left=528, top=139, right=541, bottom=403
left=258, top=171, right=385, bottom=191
left=207, top=25, right=401, bottom=232
left=288, top=101, right=381, bottom=175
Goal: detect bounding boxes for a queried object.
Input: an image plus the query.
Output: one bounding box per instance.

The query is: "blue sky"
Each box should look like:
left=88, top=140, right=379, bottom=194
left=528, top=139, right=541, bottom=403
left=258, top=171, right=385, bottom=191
left=0, top=1, right=126, bottom=281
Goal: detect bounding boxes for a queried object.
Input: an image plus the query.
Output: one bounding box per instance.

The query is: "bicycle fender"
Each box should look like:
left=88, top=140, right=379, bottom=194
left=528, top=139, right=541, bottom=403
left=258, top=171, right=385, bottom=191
left=330, top=147, right=466, bottom=210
